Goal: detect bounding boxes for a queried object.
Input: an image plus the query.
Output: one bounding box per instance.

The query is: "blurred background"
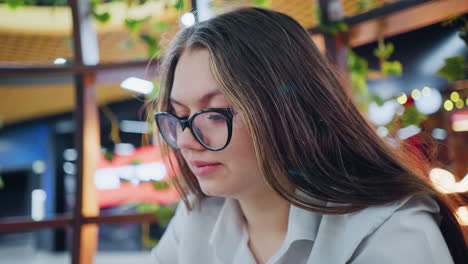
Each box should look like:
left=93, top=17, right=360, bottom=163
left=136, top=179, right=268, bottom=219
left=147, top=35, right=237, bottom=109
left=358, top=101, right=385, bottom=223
left=0, top=0, right=467, bottom=263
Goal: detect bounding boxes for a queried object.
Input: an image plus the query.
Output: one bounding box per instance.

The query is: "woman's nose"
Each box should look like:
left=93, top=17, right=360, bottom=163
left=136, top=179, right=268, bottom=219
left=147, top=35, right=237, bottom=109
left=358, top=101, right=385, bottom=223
left=177, top=127, right=205, bottom=151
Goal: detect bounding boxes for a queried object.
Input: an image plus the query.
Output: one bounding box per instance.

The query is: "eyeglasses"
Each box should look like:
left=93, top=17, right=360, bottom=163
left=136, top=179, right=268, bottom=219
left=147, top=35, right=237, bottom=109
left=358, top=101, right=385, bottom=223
left=154, top=108, right=235, bottom=151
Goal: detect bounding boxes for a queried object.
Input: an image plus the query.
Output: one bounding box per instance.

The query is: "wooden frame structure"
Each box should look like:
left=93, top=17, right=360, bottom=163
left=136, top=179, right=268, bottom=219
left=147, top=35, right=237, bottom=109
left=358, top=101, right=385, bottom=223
left=0, top=0, right=467, bottom=263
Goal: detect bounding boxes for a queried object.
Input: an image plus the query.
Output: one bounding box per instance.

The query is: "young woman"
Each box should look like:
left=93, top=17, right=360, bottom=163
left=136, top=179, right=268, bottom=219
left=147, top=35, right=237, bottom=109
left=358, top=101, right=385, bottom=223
left=151, top=7, right=467, bottom=264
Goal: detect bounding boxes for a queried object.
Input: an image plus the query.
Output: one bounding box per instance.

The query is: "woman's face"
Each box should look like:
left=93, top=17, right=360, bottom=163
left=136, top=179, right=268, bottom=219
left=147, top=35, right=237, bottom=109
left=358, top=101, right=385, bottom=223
left=170, top=49, right=268, bottom=199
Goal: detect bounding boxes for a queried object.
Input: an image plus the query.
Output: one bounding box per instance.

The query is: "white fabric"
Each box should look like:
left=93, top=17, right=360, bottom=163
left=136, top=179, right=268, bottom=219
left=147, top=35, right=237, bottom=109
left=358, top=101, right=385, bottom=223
left=151, top=195, right=454, bottom=264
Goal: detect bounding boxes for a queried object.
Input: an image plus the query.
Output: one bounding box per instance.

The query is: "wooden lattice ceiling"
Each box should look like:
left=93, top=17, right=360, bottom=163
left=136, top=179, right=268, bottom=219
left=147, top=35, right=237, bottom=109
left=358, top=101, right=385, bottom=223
left=0, top=0, right=408, bottom=125
left=0, top=1, right=324, bottom=65
left=341, top=0, right=397, bottom=17
left=0, top=1, right=410, bottom=65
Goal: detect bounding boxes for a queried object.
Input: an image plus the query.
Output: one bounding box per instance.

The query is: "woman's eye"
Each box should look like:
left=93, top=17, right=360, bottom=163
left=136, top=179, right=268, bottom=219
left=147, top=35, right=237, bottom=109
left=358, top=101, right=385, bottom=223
left=207, top=114, right=226, bottom=121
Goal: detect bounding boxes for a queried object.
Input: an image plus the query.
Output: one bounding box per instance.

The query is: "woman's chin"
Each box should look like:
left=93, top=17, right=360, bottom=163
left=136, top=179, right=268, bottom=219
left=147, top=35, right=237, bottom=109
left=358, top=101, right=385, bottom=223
left=199, top=182, right=236, bottom=197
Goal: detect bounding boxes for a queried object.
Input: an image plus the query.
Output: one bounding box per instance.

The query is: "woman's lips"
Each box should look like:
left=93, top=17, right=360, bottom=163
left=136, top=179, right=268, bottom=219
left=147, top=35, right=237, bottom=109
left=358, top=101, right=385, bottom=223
left=190, top=161, right=222, bottom=176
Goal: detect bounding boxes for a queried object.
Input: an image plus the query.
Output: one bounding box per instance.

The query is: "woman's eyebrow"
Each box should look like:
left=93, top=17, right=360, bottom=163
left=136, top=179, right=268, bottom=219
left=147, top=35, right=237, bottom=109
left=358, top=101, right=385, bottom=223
left=169, top=90, right=223, bottom=107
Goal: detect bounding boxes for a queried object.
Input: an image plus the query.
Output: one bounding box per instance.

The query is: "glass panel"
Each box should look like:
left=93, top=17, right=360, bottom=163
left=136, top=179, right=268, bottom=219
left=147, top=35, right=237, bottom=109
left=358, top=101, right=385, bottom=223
left=94, top=70, right=180, bottom=214
left=0, top=227, right=71, bottom=263
left=96, top=218, right=174, bottom=263
left=0, top=78, right=75, bottom=219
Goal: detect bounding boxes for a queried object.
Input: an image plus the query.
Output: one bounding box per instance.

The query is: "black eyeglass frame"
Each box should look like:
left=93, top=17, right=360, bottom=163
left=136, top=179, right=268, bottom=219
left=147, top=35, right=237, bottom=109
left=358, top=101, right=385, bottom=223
left=154, top=108, right=234, bottom=151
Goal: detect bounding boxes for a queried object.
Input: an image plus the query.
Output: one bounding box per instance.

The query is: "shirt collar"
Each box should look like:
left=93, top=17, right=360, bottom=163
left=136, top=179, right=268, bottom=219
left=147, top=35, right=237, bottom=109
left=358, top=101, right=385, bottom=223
left=208, top=197, right=322, bottom=262
left=209, top=198, right=247, bottom=262
left=285, top=204, right=322, bottom=243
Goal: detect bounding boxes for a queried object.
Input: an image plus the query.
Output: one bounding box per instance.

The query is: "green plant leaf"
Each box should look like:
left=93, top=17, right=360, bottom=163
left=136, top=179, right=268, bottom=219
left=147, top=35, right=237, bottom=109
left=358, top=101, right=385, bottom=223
left=348, top=49, right=370, bottom=96
left=93, top=11, right=111, bottom=23
left=315, top=6, right=323, bottom=25
left=155, top=207, right=175, bottom=227
left=350, top=72, right=368, bottom=95
left=348, top=49, right=368, bottom=73
left=153, top=22, right=170, bottom=32
left=320, top=21, right=349, bottom=34
left=436, top=56, right=466, bottom=82
left=174, top=0, right=184, bottom=10
left=125, top=17, right=150, bottom=34
left=400, top=106, right=427, bottom=127
left=24, top=0, right=37, bottom=5
left=458, top=31, right=468, bottom=48
left=373, top=42, right=394, bottom=60
left=369, top=93, right=385, bottom=106
left=6, top=0, right=25, bottom=9
left=143, top=238, right=158, bottom=248
left=254, top=0, right=271, bottom=7
left=337, top=21, right=349, bottom=32
left=152, top=180, right=170, bottom=190
left=382, top=61, right=402, bottom=76
left=104, top=150, right=114, bottom=162
left=357, top=0, right=376, bottom=12
left=139, top=34, right=160, bottom=57
left=131, top=160, right=142, bottom=165
left=136, top=203, right=160, bottom=213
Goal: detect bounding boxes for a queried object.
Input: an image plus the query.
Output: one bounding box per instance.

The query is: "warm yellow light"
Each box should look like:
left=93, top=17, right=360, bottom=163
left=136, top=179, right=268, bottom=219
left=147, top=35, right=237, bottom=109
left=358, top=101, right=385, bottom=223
left=397, top=93, right=407, bottom=104
left=422, top=86, right=432, bottom=96
left=429, top=168, right=468, bottom=193
left=450, top=91, right=460, bottom=102
left=411, top=89, right=421, bottom=100
left=452, top=120, right=468, bottom=132
left=457, top=206, right=468, bottom=226
left=456, top=99, right=464, bottom=109
left=444, top=100, right=454, bottom=111
left=430, top=168, right=456, bottom=193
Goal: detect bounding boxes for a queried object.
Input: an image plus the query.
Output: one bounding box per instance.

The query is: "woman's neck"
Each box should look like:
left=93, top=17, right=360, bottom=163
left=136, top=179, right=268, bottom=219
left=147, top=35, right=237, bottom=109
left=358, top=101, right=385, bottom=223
left=238, top=190, right=290, bottom=233
left=237, top=188, right=290, bottom=263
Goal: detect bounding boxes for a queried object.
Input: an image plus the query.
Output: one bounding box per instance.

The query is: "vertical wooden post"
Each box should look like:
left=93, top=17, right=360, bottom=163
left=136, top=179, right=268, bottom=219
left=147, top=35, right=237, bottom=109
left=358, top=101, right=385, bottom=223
left=317, top=0, right=349, bottom=72
left=72, top=73, right=100, bottom=264
left=69, top=0, right=100, bottom=263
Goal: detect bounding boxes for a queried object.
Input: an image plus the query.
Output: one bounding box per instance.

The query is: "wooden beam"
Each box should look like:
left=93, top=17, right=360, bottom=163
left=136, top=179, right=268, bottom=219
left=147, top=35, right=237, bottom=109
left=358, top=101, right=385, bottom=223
left=349, top=0, right=468, bottom=47
left=0, top=215, right=72, bottom=233
left=0, top=213, right=157, bottom=233
left=0, top=60, right=157, bottom=77
left=83, top=213, right=157, bottom=225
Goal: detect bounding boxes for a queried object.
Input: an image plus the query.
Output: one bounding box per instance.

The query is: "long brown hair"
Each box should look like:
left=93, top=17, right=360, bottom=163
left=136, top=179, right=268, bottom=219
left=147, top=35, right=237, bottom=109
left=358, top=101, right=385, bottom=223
left=152, top=7, right=467, bottom=261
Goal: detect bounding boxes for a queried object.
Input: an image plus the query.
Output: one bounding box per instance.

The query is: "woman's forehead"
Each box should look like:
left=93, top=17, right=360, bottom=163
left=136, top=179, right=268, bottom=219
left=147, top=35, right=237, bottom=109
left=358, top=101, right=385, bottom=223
left=170, top=49, right=227, bottom=107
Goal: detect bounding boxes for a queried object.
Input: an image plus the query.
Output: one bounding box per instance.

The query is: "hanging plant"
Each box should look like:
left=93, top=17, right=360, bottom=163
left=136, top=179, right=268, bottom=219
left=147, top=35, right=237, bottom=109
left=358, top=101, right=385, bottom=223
left=437, top=14, right=468, bottom=82
left=373, top=40, right=402, bottom=77
left=437, top=56, right=467, bottom=82
left=356, top=0, right=376, bottom=12
left=1, top=0, right=188, bottom=59
left=90, top=0, right=110, bottom=23
left=315, top=5, right=348, bottom=35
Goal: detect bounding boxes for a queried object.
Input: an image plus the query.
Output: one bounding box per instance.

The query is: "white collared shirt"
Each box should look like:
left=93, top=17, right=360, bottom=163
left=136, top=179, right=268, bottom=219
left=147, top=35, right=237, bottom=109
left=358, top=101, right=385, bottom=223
left=151, top=195, right=454, bottom=264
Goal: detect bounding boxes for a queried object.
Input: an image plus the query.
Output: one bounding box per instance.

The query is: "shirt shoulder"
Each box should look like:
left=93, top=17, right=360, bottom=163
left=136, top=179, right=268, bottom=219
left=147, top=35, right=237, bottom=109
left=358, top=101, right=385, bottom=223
left=308, top=195, right=453, bottom=263
left=151, top=196, right=227, bottom=264
left=176, top=195, right=226, bottom=237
